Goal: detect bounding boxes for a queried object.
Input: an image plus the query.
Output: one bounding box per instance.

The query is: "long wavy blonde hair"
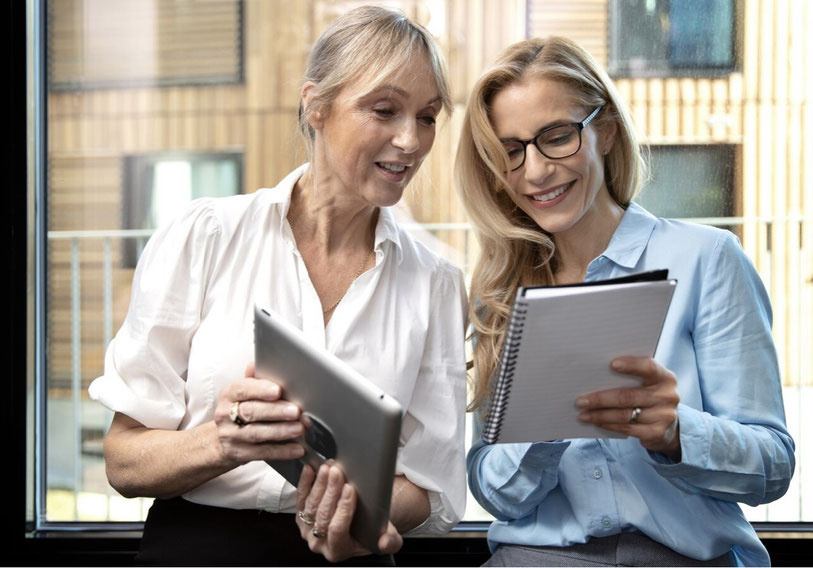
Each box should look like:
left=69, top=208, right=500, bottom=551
left=455, top=37, right=647, bottom=412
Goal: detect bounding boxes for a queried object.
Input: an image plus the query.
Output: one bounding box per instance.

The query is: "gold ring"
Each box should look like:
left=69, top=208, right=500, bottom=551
left=298, top=510, right=315, bottom=525
left=312, top=528, right=327, bottom=538
left=229, top=401, right=247, bottom=427
left=629, top=406, right=642, bottom=424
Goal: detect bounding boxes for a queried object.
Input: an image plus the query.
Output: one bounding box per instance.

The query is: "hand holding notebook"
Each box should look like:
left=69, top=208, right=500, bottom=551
left=483, top=270, right=676, bottom=444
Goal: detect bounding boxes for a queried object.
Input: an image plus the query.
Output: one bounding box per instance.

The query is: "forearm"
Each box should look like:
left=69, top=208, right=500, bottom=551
left=103, top=413, right=236, bottom=499
left=389, top=475, right=430, bottom=534
left=467, top=439, right=567, bottom=521
left=652, top=405, right=795, bottom=505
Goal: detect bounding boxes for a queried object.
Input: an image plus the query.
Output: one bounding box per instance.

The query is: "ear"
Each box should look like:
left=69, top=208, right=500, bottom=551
left=599, top=119, right=618, bottom=156
left=301, top=81, right=324, bottom=130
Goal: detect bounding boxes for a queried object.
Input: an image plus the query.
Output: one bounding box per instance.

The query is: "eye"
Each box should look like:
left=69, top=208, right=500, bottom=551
left=373, top=107, right=396, bottom=118
left=419, top=115, right=437, bottom=126
left=503, top=142, right=524, bottom=158
left=542, top=127, right=576, bottom=146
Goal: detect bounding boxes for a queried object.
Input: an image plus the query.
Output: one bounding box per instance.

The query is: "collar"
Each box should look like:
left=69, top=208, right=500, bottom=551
left=598, top=202, right=657, bottom=269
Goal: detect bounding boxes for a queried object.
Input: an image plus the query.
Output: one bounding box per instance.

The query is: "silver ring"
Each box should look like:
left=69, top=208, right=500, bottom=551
left=298, top=510, right=315, bottom=525
left=229, top=401, right=247, bottom=427
left=312, top=528, right=327, bottom=538
left=629, top=406, right=642, bottom=424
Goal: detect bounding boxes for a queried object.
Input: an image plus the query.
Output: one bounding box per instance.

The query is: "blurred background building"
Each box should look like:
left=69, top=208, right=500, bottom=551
left=34, top=0, right=810, bottom=530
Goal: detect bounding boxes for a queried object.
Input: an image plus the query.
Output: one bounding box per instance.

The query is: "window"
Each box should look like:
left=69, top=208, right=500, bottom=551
left=122, top=152, right=242, bottom=267
left=635, top=145, right=736, bottom=221
left=608, top=0, right=738, bottom=77
left=48, top=0, right=244, bottom=89
left=22, top=0, right=813, bottom=558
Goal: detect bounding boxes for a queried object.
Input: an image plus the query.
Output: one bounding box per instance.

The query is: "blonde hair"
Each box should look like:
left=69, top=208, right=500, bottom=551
left=456, top=36, right=647, bottom=412
left=298, top=5, right=452, bottom=158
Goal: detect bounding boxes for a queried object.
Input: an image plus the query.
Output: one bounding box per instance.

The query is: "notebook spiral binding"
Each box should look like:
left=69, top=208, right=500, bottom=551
left=482, top=298, right=528, bottom=444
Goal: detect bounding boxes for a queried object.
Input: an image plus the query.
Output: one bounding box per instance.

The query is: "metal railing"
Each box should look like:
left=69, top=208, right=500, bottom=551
left=43, top=215, right=811, bottom=523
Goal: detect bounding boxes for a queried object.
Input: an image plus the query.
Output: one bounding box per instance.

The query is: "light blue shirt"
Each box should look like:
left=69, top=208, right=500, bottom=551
left=467, top=203, right=795, bottom=567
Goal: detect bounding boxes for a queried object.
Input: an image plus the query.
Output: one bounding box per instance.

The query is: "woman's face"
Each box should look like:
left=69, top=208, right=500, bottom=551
left=489, top=77, right=616, bottom=238
left=309, top=55, right=442, bottom=208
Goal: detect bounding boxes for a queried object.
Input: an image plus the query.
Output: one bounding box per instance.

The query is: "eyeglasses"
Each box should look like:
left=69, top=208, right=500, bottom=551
left=501, top=105, right=604, bottom=171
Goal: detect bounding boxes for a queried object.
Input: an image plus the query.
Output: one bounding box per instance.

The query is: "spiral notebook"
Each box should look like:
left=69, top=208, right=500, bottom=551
left=483, top=270, right=676, bottom=444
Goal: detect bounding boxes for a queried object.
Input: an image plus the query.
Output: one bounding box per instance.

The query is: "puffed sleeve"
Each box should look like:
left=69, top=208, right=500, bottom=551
left=649, top=231, right=795, bottom=505
left=88, top=200, right=222, bottom=430
left=396, top=261, right=468, bottom=534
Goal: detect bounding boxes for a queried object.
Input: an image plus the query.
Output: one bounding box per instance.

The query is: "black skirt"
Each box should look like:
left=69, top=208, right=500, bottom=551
left=136, top=496, right=395, bottom=566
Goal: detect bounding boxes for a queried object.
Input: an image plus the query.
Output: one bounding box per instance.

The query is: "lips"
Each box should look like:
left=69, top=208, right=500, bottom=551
left=377, top=162, right=408, bottom=174
left=529, top=181, right=573, bottom=203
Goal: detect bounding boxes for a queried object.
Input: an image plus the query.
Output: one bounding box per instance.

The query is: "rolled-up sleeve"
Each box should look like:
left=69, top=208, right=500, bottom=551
left=397, top=262, right=468, bottom=534
left=88, top=200, right=222, bottom=430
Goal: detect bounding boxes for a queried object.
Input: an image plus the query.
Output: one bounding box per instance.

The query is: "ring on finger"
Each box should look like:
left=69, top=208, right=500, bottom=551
left=629, top=406, right=642, bottom=424
left=298, top=510, right=315, bottom=525
left=312, top=527, right=327, bottom=538
left=229, top=401, right=247, bottom=427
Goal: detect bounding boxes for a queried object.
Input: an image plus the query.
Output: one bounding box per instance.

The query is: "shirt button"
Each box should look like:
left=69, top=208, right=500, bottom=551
left=592, top=469, right=602, bottom=479
left=602, top=517, right=612, bottom=529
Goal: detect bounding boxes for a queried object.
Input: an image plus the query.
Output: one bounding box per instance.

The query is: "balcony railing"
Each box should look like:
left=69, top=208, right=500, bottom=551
left=43, top=216, right=811, bottom=524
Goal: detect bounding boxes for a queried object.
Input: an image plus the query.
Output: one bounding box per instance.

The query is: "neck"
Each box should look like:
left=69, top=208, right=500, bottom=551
left=289, top=170, right=377, bottom=253
left=553, top=194, right=625, bottom=283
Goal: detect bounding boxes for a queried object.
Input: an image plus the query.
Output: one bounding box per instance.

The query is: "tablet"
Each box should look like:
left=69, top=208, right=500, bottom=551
left=253, top=305, right=403, bottom=553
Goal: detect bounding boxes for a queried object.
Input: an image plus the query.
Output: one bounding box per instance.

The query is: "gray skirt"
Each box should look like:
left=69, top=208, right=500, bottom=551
left=484, top=533, right=732, bottom=567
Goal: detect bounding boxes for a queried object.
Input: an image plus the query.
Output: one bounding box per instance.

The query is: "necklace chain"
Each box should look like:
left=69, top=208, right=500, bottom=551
left=287, top=214, right=373, bottom=316
left=322, top=246, right=373, bottom=315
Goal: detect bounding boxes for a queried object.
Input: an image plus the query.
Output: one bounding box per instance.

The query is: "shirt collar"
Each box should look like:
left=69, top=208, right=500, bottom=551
left=599, top=202, right=657, bottom=269
left=268, top=163, right=404, bottom=263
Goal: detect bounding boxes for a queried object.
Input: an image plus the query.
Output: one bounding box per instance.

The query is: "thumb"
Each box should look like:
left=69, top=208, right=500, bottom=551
left=244, top=361, right=255, bottom=378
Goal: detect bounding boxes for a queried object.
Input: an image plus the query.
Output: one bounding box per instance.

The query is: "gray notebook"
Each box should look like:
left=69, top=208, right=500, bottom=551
left=253, top=305, right=403, bottom=553
left=483, top=271, right=676, bottom=444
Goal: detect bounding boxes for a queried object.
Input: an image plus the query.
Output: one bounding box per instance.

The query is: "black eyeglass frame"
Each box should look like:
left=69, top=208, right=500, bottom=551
left=503, top=105, right=605, bottom=171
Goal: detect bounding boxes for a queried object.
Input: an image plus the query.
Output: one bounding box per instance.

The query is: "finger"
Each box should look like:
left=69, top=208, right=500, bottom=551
left=377, top=522, right=404, bottom=555
left=611, top=357, right=671, bottom=386
left=220, top=377, right=283, bottom=404
left=328, top=483, right=357, bottom=540
left=244, top=361, right=255, bottom=378
left=578, top=406, right=645, bottom=426
left=575, top=386, right=646, bottom=412
left=296, top=464, right=316, bottom=513
left=304, top=464, right=330, bottom=519
left=314, top=466, right=345, bottom=533
left=235, top=399, right=301, bottom=424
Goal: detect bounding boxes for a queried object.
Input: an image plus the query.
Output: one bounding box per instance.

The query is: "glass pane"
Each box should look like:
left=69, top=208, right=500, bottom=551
left=635, top=145, right=734, bottom=220
left=45, top=0, right=245, bottom=523
left=38, top=0, right=811, bottom=533
left=609, top=0, right=736, bottom=77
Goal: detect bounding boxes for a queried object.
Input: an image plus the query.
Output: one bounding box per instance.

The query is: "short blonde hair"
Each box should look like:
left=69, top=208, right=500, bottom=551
left=299, top=5, right=452, bottom=158
left=456, top=37, right=647, bottom=411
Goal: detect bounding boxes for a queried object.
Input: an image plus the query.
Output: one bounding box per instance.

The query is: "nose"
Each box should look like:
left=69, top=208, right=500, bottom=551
left=523, top=143, right=555, bottom=182
left=392, top=118, right=420, bottom=154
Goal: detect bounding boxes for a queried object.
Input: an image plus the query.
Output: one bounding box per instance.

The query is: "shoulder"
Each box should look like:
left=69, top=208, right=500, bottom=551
left=394, top=225, right=465, bottom=286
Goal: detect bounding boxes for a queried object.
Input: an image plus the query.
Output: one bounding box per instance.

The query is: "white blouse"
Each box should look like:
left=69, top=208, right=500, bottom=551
left=89, top=164, right=469, bottom=533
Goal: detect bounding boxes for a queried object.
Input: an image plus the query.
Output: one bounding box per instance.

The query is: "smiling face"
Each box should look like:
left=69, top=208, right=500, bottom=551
left=307, top=54, right=442, bottom=209
left=490, top=77, right=617, bottom=239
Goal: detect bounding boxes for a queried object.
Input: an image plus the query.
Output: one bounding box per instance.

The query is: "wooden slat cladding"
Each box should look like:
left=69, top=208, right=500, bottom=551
left=46, top=0, right=811, bottom=392
left=526, top=0, right=607, bottom=63
left=49, top=0, right=242, bottom=89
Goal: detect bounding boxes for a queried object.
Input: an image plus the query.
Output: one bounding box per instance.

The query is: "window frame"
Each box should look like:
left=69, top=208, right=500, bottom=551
left=16, top=0, right=813, bottom=563
left=608, top=0, right=742, bottom=79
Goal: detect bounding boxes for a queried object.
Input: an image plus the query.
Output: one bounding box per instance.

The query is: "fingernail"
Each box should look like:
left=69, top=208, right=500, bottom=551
left=285, top=405, right=299, bottom=418
left=611, top=359, right=624, bottom=371
left=575, top=397, right=588, bottom=408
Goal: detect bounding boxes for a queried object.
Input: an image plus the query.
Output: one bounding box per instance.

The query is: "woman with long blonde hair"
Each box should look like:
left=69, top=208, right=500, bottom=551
left=457, top=36, right=793, bottom=566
